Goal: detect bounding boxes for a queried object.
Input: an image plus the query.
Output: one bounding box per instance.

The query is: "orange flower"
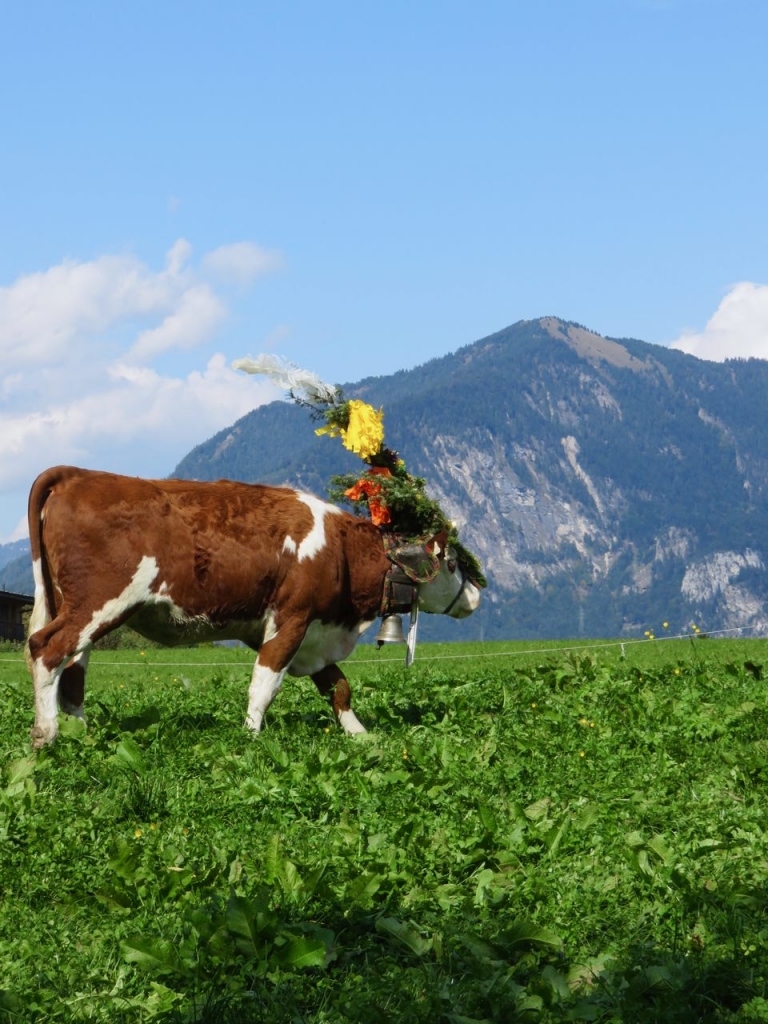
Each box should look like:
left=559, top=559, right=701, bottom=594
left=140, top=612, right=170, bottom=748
left=344, top=468, right=392, bottom=526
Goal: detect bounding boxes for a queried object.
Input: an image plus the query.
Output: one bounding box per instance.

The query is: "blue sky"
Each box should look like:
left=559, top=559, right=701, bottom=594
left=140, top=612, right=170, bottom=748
left=1, top=0, right=767, bottom=541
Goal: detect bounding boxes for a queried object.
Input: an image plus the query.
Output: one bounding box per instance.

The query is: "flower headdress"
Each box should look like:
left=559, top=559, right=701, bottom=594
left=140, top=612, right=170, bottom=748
left=233, top=354, right=487, bottom=588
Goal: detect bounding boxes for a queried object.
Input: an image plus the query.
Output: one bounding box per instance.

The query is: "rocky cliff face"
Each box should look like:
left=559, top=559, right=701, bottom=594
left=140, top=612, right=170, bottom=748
left=379, top=318, right=768, bottom=639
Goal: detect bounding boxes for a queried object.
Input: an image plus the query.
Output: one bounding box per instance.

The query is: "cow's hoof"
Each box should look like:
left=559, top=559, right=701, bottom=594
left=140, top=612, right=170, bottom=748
left=30, top=724, right=56, bottom=750
left=339, top=709, right=367, bottom=735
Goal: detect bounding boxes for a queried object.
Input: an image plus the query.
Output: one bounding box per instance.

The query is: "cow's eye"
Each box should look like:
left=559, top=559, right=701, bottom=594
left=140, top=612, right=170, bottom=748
left=447, top=559, right=457, bottom=574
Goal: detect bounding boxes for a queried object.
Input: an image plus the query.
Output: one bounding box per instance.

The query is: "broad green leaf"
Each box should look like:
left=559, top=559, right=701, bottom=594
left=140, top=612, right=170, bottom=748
left=477, top=802, right=497, bottom=834
left=375, top=916, right=433, bottom=956
left=121, top=937, right=182, bottom=975
left=4, top=757, right=35, bottom=797
left=273, top=935, right=328, bottom=969
left=498, top=920, right=563, bottom=951
left=524, top=797, right=551, bottom=821
left=58, top=714, right=87, bottom=740
left=115, top=736, right=146, bottom=774
left=544, top=815, right=570, bottom=856
left=346, top=872, right=381, bottom=906
left=647, top=834, right=675, bottom=867
left=226, top=891, right=276, bottom=957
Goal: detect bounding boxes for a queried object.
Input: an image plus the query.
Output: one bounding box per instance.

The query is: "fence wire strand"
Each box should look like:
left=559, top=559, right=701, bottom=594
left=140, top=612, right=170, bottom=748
left=0, top=625, right=758, bottom=668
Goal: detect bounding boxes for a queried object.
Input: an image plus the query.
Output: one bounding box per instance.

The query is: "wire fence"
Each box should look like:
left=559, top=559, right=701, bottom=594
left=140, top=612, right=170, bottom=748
left=0, top=625, right=760, bottom=669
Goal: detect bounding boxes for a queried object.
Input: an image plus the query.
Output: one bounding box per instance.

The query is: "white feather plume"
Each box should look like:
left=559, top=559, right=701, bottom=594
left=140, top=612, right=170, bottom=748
left=232, top=353, right=339, bottom=405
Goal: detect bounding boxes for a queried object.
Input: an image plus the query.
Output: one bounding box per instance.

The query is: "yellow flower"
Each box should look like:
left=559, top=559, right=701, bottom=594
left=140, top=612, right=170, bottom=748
left=315, top=400, right=385, bottom=460
left=134, top=828, right=142, bottom=838
left=579, top=751, right=585, bottom=758
left=342, top=400, right=384, bottom=459
left=531, top=702, right=537, bottom=709
left=402, top=749, right=408, bottom=760
left=150, top=822, right=157, bottom=831
left=663, top=622, right=669, bottom=629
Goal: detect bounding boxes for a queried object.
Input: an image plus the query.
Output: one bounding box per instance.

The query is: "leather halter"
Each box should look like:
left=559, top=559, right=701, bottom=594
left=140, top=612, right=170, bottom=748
left=440, top=565, right=469, bottom=616
left=380, top=556, right=469, bottom=617
left=380, top=563, right=418, bottom=617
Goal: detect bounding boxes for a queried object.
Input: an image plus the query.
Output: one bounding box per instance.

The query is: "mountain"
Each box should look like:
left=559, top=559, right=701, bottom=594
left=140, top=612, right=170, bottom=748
left=0, top=538, right=30, bottom=573
left=174, top=317, right=768, bottom=640
left=0, top=539, right=32, bottom=596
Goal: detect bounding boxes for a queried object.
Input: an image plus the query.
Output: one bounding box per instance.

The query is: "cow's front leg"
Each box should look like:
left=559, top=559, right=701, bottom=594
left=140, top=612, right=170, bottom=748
left=245, top=622, right=307, bottom=733
left=311, top=663, right=366, bottom=735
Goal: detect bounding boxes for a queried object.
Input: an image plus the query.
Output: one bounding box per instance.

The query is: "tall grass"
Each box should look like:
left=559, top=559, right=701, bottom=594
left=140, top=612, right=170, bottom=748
left=2, top=639, right=768, bottom=1021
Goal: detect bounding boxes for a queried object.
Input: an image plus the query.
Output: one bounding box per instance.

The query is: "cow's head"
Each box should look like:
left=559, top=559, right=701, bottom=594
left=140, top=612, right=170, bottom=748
left=386, top=531, right=483, bottom=619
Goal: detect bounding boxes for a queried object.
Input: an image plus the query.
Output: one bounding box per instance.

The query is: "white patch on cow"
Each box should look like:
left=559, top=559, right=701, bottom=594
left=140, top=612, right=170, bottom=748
left=294, top=492, right=340, bottom=562
left=288, top=618, right=374, bottom=677
left=31, top=655, right=63, bottom=748
left=77, top=555, right=160, bottom=650
left=282, top=535, right=298, bottom=555
left=338, top=708, right=367, bottom=735
left=245, top=662, right=286, bottom=733
left=28, top=558, right=50, bottom=637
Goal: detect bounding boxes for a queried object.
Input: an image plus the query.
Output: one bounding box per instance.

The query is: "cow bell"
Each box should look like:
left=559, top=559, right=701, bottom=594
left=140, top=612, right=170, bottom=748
left=375, top=613, right=406, bottom=647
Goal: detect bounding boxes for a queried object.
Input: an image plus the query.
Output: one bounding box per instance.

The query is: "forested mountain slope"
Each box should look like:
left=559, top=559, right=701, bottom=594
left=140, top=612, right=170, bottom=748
left=174, top=317, right=768, bottom=640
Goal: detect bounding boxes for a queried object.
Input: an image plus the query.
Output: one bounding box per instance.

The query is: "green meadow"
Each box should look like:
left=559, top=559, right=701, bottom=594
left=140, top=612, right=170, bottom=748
left=2, top=636, right=768, bottom=1022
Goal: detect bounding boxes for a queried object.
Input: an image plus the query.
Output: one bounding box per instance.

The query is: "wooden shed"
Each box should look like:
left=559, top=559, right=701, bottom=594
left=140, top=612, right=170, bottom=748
left=0, top=590, right=33, bottom=642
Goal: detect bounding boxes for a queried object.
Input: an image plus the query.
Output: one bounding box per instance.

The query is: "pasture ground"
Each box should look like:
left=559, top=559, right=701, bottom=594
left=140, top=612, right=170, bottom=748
left=2, top=637, right=768, bottom=1022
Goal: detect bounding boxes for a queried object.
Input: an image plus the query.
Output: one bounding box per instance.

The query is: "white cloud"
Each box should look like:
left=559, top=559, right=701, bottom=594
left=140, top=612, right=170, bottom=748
left=670, top=282, right=768, bottom=362
left=0, top=239, right=285, bottom=541
left=202, top=241, right=284, bottom=284
left=128, top=284, right=227, bottom=361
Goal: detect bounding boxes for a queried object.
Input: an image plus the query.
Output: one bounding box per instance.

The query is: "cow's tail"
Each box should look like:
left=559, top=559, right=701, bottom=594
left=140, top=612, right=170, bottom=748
left=24, top=466, right=79, bottom=672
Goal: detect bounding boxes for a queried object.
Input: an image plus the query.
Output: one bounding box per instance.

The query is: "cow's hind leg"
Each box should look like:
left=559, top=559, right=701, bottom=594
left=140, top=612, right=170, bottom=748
left=312, top=663, right=366, bottom=735
left=29, top=607, right=129, bottom=748
left=28, top=616, right=87, bottom=749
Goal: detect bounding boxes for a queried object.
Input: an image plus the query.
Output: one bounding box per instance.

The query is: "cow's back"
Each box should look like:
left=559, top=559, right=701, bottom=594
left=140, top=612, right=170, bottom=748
left=33, top=468, right=388, bottom=630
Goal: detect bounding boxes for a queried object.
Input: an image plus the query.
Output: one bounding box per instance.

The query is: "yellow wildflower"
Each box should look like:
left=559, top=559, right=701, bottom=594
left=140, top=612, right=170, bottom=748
left=579, top=751, right=586, bottom=758
left=134, top=828, right=142, bottom=838
left=663, top=622, right=669, bottom=629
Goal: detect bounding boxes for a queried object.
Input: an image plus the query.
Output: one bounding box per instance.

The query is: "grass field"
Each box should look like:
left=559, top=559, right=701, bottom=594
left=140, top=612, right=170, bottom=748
left=2, top=636, right=768, bottom=1022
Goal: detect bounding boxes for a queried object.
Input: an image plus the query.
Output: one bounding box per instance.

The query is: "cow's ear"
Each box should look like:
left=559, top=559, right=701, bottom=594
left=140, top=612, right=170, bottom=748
left=425, top=530, right=449, bottom=560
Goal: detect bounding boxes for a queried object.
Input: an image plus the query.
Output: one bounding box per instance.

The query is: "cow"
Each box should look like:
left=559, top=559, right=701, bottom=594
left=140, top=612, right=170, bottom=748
left=25, top=466, right=482, bottom=749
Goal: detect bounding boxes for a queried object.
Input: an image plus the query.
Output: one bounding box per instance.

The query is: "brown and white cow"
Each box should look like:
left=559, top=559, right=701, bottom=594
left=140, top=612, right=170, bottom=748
left=26, top=466, right=481, bottom=748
